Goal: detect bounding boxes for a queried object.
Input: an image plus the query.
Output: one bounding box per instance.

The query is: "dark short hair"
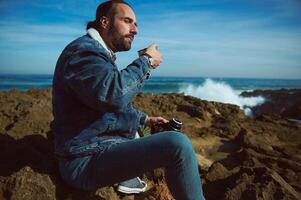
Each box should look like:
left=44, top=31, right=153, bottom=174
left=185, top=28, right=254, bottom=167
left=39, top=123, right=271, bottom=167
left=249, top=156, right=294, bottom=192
left=86, top=0, right=132, bottom=30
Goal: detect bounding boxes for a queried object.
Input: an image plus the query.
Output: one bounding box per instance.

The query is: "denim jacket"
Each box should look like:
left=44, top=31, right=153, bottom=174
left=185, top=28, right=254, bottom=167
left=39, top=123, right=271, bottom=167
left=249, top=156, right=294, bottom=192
left=52, top=34, right=152, bottom=158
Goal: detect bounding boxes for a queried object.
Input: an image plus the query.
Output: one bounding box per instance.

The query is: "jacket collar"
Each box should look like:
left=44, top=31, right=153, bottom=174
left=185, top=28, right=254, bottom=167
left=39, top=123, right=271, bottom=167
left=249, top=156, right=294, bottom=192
left=87, top=28, right=116, bottom=61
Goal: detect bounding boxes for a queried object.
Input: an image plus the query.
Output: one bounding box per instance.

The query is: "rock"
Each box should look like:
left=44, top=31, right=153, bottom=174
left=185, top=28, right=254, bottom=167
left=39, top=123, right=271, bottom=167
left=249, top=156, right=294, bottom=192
left=95, top=187, right=119, bottom=200
left=240, top=89, right=301, bottom=119
left=205, top=162, right=231, bottom=182
left=269, top=169, right=301, bottom=199
left=143, top=181, right=174, bottom=200
left=1, top=166, right=56, bottom=200
left=0, top=89, right=301, bottom=200
left=196, top=154, right=214, bottom=171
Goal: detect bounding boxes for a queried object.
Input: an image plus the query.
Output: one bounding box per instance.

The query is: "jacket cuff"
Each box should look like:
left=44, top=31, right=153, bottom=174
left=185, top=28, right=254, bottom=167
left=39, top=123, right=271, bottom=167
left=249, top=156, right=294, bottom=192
left=138, top=56, right=153, bottom=77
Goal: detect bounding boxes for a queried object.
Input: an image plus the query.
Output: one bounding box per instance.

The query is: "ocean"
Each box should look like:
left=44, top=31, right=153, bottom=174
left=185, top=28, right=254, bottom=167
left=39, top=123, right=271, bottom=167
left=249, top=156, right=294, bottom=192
left=1, top=74, right=301, bottom=114
left=1, top=74, right=301, bottom=92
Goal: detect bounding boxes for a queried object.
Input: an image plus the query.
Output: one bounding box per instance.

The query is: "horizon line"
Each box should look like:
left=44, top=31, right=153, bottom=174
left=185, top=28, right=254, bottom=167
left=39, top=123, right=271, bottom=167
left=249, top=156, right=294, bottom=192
left=0, top=73, right=301, bottom=80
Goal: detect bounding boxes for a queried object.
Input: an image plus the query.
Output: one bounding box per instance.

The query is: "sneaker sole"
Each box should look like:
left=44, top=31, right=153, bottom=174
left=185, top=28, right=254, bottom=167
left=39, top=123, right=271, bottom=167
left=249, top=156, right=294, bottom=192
left=117, top=183, right=147, bottom=194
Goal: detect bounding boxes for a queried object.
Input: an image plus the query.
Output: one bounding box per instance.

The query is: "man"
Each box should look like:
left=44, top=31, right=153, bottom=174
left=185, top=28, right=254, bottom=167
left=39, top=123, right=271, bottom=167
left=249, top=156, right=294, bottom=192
left=52, top=1, right=205, bottom=199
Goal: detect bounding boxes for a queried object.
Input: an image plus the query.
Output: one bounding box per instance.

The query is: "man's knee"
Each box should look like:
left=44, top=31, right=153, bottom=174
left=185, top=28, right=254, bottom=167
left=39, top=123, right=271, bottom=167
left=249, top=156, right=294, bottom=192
left=162, top=131, right=194, bottom=156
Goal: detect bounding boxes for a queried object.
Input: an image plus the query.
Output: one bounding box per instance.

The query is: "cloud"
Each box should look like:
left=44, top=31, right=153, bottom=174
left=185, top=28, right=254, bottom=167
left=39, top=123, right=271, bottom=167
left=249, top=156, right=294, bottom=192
left=0, top=0, right=300, bottom=78
left=0, top=21, right=83, bottom=44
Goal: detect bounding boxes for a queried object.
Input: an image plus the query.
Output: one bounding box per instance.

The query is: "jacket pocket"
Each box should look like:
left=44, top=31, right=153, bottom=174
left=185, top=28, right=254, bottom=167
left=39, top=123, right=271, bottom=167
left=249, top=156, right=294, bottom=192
left=63, top=136, right=128, bottom=158
left=62, top=117, right=112, bottom=158
left=66, top=138, right=107, bottom=157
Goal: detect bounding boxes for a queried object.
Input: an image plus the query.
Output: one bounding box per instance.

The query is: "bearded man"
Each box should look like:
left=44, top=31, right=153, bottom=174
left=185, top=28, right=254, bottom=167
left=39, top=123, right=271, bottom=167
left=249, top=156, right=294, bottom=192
left=52, top=1, right=205, bottom=199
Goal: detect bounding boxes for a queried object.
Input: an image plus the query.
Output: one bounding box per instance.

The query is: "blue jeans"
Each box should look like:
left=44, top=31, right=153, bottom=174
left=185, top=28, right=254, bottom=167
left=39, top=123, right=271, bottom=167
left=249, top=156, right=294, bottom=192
left=59, top=131, right=206, bottom=200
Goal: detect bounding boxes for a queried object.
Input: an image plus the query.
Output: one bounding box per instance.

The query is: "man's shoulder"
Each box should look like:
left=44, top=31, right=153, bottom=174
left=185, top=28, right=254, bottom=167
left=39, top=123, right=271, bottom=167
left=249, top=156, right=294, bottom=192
left=66, top=34, right=108, bottom=55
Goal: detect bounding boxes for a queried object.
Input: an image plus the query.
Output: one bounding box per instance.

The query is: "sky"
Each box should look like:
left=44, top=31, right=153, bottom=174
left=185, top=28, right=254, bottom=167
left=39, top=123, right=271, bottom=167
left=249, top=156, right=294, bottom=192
left=0, top=0, right=301, bottom=79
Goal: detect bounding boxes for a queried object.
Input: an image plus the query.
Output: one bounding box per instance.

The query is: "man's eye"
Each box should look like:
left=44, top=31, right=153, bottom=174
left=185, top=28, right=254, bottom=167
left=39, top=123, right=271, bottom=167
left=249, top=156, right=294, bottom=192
left=124, top=18, right=130, bottom=23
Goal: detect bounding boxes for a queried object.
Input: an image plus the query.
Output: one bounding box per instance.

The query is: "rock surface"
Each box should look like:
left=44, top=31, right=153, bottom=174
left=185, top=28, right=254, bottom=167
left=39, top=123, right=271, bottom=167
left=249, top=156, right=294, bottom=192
left=240, top=89, right=301, bottom=119
left=0, top=89, right=301, bottom=200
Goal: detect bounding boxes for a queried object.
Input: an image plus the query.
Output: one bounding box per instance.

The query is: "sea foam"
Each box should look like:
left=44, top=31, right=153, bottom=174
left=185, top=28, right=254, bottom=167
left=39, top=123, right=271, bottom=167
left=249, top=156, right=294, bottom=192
left=180, top=78, right=265, bottom=115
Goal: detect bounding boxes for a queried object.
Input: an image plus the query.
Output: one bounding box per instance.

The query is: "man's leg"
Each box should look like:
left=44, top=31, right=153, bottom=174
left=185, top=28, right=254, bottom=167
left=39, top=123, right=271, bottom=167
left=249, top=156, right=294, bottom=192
left=59, top=131, right=206, bottom=200
left=116, top=131, right=147, bottom=194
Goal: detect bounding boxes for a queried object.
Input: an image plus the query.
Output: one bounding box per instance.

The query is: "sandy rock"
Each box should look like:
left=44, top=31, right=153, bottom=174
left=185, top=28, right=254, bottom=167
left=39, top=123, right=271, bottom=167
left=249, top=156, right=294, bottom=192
left=2, top=166, right=56, bottom=200
left=205, top=162, right=231, bottom=182
left=95, top=187, right=120, bottom=200
left=241, top=89, right=301, bottom=119
left=0, top=89, right=301, bottom=200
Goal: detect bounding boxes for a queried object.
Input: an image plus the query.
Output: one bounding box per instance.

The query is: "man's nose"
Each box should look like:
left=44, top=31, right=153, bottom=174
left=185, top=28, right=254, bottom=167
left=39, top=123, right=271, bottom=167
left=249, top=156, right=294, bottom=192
left=130, top=24, right=138, bottom=35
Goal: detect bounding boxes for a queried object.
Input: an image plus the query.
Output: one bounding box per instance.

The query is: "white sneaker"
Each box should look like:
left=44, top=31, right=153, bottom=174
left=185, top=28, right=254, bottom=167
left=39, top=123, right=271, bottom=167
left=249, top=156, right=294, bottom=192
left=117, top=177, right=147, bottom=194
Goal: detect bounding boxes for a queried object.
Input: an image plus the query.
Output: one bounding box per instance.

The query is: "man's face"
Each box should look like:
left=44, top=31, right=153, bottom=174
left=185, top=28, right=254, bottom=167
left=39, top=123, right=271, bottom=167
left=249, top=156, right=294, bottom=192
left=107, top=4, right=138, bottom=52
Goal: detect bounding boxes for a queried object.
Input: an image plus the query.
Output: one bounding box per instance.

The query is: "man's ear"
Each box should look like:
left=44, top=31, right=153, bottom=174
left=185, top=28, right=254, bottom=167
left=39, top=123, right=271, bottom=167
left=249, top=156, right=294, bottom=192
left=99, top=16, right=110, bottom=30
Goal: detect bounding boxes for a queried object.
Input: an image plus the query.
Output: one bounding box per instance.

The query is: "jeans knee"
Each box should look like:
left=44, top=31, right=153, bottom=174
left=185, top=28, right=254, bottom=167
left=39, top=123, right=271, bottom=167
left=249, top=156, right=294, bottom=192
left=163, top=131, right=194, bottom=158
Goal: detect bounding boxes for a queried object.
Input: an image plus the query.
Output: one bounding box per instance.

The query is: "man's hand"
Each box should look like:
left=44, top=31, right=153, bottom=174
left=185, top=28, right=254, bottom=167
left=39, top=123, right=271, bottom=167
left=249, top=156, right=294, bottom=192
left=145, top=116, right=169, bottom=128
left=144, top=43, right=163, bottom=68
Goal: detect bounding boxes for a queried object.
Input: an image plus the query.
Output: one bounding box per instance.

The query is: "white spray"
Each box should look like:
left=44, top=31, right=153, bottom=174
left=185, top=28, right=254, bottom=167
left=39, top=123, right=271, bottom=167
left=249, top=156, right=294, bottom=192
left=180, top=79, right=265, bottom=115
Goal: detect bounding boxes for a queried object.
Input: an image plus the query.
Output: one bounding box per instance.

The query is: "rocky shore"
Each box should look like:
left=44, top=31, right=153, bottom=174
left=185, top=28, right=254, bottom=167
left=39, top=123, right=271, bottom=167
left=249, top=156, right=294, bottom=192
left=240, top=89, right=301, bottom=120
left=0, top=88, right=300, bottom=200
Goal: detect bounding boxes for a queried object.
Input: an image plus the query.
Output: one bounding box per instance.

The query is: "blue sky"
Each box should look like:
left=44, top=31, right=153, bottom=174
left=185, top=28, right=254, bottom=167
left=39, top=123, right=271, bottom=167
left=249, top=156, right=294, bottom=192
left=0, top=0, right=301, bottom=79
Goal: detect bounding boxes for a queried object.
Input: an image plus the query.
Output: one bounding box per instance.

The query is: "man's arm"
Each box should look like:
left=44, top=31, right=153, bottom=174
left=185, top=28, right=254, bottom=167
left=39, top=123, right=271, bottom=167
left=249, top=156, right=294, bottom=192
left=63, top=46, right=152, bottom=111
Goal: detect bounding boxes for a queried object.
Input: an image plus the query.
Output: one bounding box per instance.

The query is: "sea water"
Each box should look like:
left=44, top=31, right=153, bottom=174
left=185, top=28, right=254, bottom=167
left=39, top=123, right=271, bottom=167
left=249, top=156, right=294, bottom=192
left=1, top=74, right=301, bottom=114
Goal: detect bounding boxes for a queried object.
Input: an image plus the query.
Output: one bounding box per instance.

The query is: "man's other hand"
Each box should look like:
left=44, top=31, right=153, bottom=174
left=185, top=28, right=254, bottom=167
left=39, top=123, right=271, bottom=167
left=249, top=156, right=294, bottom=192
left=145, top=44, right=163, bottom=68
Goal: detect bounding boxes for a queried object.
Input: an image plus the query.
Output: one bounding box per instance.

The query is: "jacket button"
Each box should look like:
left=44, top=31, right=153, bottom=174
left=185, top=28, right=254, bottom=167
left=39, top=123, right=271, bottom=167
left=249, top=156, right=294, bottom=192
left=145, top=72, right=151, bottom=79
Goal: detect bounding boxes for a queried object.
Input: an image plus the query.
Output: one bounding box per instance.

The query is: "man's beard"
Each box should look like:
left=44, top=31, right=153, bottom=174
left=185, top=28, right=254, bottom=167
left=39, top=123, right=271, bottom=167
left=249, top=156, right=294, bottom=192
left=108, top=25, right=132, bottom=52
